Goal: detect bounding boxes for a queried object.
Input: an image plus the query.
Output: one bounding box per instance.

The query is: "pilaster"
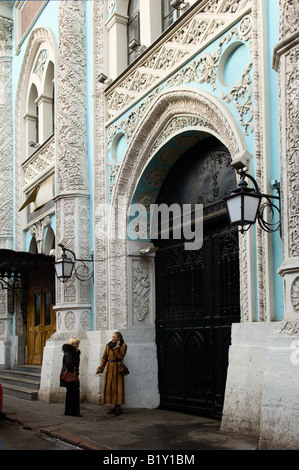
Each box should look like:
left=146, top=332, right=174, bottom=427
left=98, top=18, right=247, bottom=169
left=273, top=0, right=299, bottom=324
left=0, top=16, right=14, bottom=367
left=0, top=16, right=13, bottom=250
left=39, top=0, right=91, bottom=402
left=54, top=0, right=91, bottom=341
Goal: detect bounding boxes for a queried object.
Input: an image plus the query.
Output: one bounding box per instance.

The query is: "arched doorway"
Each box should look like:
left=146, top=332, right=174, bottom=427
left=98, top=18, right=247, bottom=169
left=154, top=136, right=240, bottom=418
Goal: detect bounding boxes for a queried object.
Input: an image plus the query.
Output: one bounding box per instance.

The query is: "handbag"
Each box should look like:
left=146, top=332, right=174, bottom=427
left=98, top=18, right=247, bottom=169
left=118, top=361, right=130, bottom=376
left=60, top=367, right=79, bottom=384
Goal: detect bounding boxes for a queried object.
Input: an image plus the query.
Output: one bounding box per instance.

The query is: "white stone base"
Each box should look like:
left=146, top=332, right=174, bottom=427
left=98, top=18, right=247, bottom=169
left=39, top=327, right=160, bottom=409
left=0, top=340, right=11, bottom=369
left=221, top=321, right=299, bottom=449
left=259, top=332, right=299, bottom=449
left=0, top=336, right=26, bottom=369
left=38, top=339, right=67, bottom=403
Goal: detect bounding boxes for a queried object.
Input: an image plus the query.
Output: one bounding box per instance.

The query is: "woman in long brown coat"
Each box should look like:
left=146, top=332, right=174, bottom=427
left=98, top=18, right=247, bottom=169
left=96, top=332, right=127, bottom=416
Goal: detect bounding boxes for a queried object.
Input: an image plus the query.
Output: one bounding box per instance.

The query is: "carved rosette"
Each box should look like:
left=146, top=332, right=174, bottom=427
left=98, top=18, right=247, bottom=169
left=52, top=309, right=91, bottom=340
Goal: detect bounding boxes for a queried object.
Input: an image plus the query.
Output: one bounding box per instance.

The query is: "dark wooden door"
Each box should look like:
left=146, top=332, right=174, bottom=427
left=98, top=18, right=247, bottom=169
left=154, top=136, right=240, bottom=418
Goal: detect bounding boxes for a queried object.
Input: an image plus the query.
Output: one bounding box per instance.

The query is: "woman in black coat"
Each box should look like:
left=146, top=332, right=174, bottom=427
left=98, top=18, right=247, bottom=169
left=60, top=337, right=81, bottom=417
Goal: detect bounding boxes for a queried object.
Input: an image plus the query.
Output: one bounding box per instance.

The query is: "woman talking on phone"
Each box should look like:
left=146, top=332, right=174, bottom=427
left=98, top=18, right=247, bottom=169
left=96, top=332, right=127, bottom=416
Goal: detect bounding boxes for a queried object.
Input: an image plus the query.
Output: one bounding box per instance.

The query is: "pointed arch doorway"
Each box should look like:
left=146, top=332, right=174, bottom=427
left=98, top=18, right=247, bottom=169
left=154, top=136, right=240, bottom=418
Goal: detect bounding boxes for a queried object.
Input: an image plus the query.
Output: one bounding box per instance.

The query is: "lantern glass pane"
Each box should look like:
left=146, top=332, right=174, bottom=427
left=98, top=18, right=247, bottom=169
left=55, top=257, right=74, bottom=279
left=243, top=194, right=260, bottom=224
left=63, top=258, right=74, bottom=278
left=54, top=260, right=63, bottom=278
left=226, top=194, right=242, bottom=224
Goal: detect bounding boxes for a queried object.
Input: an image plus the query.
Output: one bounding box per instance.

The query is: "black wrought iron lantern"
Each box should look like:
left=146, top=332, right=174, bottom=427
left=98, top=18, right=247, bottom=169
left=224, top=170, right=281, bottom=235
left=54, top=246, right=93, bottom=283
left=54, top=249, right=74, bottom=281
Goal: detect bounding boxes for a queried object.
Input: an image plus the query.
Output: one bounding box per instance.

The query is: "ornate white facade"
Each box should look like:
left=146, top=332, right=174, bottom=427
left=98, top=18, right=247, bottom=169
left=0, top=0, right=298, bottom=449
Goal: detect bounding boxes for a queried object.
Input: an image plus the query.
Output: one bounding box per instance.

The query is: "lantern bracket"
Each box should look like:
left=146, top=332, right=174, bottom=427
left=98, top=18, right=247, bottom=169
left=225, top=170, right=281, bottom=236
left=54, top=247, right=94, bottom=283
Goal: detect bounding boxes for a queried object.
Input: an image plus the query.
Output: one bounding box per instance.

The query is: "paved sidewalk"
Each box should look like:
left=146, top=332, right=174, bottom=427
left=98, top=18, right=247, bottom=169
left=1, top=394, right=258, bottom=451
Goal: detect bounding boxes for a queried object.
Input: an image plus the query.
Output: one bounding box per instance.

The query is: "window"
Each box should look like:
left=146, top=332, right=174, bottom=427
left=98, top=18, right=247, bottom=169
left=128, top=0, right=140, bottom=64
left=162, top=0, right=184, bottom=31
left=24, top=43, right=54, bottom=159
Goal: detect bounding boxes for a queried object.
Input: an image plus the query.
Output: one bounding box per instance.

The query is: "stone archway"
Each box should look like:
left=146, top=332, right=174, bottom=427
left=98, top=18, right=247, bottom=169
left=107, top=88, right=252, bottom=330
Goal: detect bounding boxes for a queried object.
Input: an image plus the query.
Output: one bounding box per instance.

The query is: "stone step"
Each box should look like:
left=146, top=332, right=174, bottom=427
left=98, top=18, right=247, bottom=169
left=1, top=383, right=39, bottom=401
left=0, top=371, right=40, bottom=390
left=0, top=364, right=41, bottom=401
left=13, top=364, right=42, bottom=374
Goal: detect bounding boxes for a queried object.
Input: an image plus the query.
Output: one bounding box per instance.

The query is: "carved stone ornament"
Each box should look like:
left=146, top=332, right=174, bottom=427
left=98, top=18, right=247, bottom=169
left=106, top=1, right=252, bottom=120
left=132, top=262, right=150, bottom=322
left=108, top=88, right=250, bottom=327
left=0, top=17, right=13, bottom=249
left=279, top=0, right=299, bottom=40
left=65, top=311, right=76, bottom=331
left=274, top=320, right=299, bottom=336
left=291, top=277, right=299, bottom=313
left=57, top=0, right=88, bottom=194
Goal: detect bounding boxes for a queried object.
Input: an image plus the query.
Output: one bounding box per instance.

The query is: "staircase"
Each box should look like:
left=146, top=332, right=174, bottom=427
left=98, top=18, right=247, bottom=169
left=0, top=365, right=41, bottom=401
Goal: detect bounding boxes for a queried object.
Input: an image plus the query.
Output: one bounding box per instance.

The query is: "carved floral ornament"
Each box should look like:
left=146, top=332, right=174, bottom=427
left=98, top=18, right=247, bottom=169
left=106, top=8, right=253, bottom=119
left=291, top=277, right=299, bottom=313
left=107, top=15, right=253, bottom=161
left=279, top=0, right=299, bottom=40
left=0, top=18, right=13, bottom=56
left=132, top=261, right=150, bottom=322
left=107, top=85, right=248, bottom=199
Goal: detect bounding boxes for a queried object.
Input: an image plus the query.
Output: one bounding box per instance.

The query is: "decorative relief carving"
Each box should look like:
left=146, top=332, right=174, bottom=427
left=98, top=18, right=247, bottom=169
left=275, top=320, right=299, bottom=335
left=23, top=137, right=55, bottom=187
left=220, top=61, right=253, bottom=135
left=291, top=277, right=299, bottom=312
left=33, top=49, right=49, bottom=78
left=107, top=16, right=253, bottom=164
left=80, top=311, right=91, bottom=330
left=92, top=0, right=108, bottom=331
left=106, top=1, right=252, bottom=120
left=0, top=18, right=12, bottom=56
left=145, top=167, right=169, bottom=188
left=279, top=0, right=299, bottom=40
left=107, top=86, right=164, bottom=149
left=150, top=115, right=217, bottom=157
left=65, top=311, right=76, bottom=330
left=108, top=89, right=249, bottom=327
left=108, top=161, right=120, bottom=195
left=29, top=215, right=51, bottom=253
left=57, top=1, right=88, bottom=193
left=285, top=46, right=299, bottom=258
left=57, top=311, right=62, bottom=330
left=0, top=18, right=13, bottom=247
left=132, top=261, right=150, bottom=322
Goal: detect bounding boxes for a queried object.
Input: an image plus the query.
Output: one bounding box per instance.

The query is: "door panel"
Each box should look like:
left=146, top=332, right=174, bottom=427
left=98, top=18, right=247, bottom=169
left=155, top=224, right=239, bottom=417
left=27, top=284, right=56, bottom=365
